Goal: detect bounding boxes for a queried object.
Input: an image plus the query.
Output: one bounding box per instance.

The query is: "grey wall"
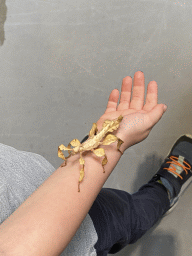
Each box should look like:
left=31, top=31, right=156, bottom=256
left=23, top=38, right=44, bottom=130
left=0, top=0, right=192, bottom=255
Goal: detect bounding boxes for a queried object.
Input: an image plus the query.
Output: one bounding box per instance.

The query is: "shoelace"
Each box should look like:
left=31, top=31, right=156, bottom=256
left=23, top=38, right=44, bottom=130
left=163, top=155, right=191, bottom=180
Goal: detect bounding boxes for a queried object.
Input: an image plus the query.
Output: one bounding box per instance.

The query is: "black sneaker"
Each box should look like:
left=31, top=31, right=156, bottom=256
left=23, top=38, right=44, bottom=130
left=148, top=134, right=192, bottom=217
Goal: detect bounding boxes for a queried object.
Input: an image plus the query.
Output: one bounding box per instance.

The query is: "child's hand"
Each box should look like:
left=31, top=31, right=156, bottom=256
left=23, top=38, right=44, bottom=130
left=96, top=71, right=167, bottom=153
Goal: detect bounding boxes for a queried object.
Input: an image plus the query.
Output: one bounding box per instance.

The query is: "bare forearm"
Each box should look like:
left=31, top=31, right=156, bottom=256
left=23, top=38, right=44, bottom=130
left=0, top=143, right=123, bottom=256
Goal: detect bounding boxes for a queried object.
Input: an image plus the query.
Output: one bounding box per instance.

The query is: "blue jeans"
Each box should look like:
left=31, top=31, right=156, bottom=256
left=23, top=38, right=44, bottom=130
left=88, top=182, right=170, bottom=255
left=79, top=135, right=171, bottom=255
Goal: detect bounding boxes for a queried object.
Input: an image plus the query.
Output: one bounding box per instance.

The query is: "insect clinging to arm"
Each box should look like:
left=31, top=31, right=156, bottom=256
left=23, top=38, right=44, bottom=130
left=58, top=115, right=124, bottom=192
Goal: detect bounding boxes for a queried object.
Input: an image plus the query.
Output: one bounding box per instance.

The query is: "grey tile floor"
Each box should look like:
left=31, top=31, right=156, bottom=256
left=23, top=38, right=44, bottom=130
left=0, top=0, right=192, bottom=255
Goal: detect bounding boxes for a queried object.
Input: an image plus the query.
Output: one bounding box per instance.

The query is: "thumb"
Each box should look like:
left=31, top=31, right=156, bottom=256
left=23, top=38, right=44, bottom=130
left=147, top=104, right=167, bottom=128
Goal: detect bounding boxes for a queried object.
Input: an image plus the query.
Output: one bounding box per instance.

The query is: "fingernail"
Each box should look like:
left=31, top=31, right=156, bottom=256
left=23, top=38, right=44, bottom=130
left=163, top=105, right=167, bottom=111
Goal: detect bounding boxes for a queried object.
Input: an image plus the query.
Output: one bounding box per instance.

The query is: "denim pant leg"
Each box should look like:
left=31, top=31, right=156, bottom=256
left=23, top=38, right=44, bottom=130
left=88, top=181, right=170, bottom=256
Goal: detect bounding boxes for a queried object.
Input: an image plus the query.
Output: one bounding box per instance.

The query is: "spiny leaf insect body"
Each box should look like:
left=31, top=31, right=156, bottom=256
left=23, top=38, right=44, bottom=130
left=58, top=115, right=124, bottom=192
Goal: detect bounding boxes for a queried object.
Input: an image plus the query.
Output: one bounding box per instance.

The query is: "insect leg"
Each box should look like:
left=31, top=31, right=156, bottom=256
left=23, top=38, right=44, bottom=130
left=92, top=148, right=107, bottom=173
left=78, top=152, right=85, bottom=192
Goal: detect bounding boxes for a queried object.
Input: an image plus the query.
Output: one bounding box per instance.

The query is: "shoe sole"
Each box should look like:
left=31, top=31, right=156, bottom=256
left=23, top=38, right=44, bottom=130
left=162, top=133, right=192, bottom=217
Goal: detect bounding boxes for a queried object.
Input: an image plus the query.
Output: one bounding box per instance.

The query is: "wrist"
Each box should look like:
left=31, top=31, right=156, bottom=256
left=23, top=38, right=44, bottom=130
left=64, top=139, right=123, bottom=178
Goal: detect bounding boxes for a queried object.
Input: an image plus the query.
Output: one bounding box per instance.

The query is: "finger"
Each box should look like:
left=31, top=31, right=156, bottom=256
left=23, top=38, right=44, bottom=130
left=117, top=76, right=132, bottom=111
left=146, top=104, right=167, bottom=129
left=129, top=71, right=145, bottom=110
left=143, top=81, right=158, bottom=112
left=105, top=89, right=119, bottom=114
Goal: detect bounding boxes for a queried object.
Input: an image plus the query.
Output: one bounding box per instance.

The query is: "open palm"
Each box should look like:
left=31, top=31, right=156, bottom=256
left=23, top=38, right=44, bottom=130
left=96, top=71, right=167, bottom=151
